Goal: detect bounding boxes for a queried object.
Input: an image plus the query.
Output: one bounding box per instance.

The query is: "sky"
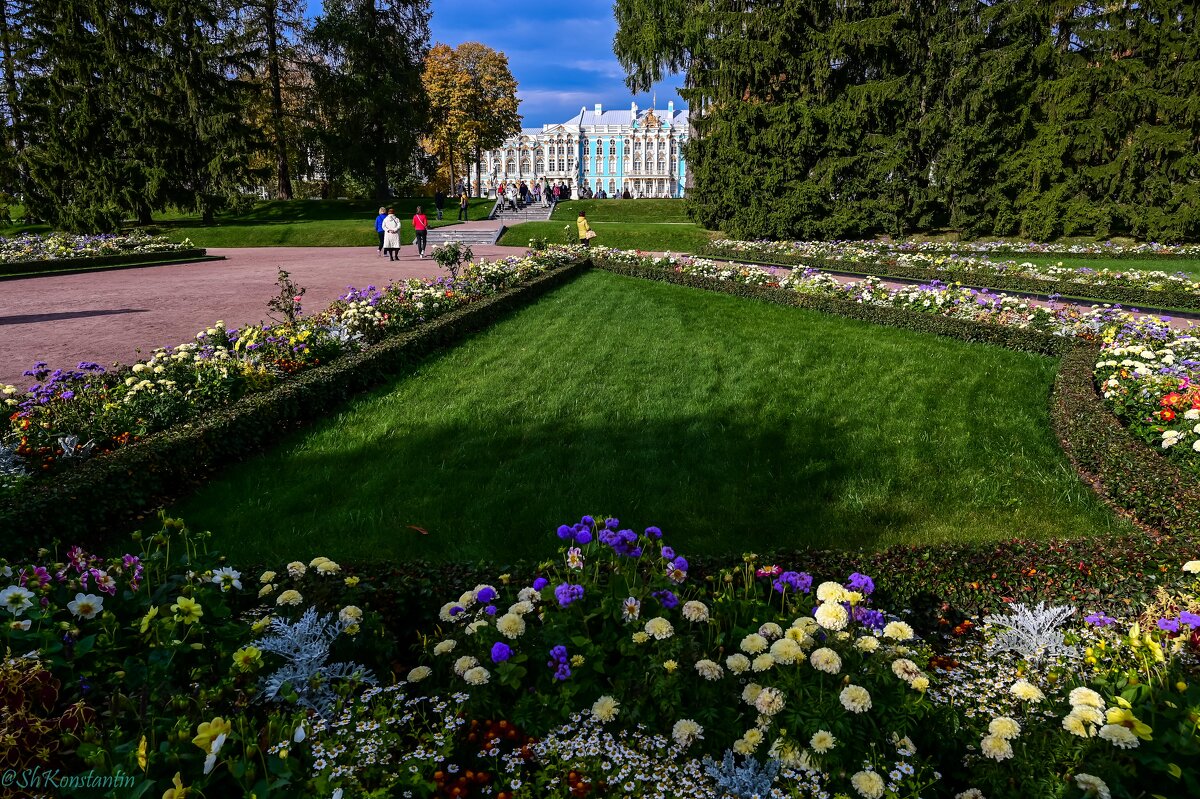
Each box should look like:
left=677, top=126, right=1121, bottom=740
left=426, top=0, right=685, bottom=126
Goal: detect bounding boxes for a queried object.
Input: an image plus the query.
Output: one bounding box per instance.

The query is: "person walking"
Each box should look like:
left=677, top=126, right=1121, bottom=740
left=434, top=189, right=445, bottom=220
left=539, top=177, right=550, bottom=208
left=458, top=189, right=469, bottom=220
left=374, top=206, right=387, bottom=256
left=576, top=210, right=594, bottom=248
left=413, top=205, right=429, bottom=259
left=381, top=208, right=402, bottom=261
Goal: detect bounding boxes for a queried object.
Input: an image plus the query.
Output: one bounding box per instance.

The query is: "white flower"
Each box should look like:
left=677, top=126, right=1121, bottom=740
left=293, top=724, right=306, bottom=743
left=1098, top=723, right=1139, bottom=749
left=769, top=637, right=803, bottom=664
left=433, top=639, right=457, bottom=655
left=496, top=613, right=526, bottom=639
left=740, top=633, right=768, bottom=653
left=0, top=585, right=35, bottom=617
left=980, top=734, right=1013, bottom=761
left=988, top=717, right=1021, bottom=740
left=621, top=596, right=641, bottom=622
left=566, top=547, right=585, bottom=570
left=67, top=593, right=104, bottom=620
left=1075, top=773, right=1111, bottom=799
left=791, top=616, right=819, bottom=634
left=1069, top=687, right=1106, bottom=709
left=406, top=666, right=432, bottom=682
left=726, top=653, right=750, bottom=674
left=507, top=600, right=534, bottom=616
left=1009, top=679, right=1045, bottom=702
left=210, top=567, right=242, bottom=592
left=258, top=584, right=274, bottom=598
left=591, top=695, right=620, bottom=722
left=741, top=683, right=763, bottom=705
left=840, top=684, right=872, bottom=713
left=758, top=622, right=783, bottom=639
left=645, top=617, right=674, bottom=640
left=810, top=729, right=836, bottom=754
left=465, top=620, right=489, bottom=635
left=816, top=581, right=847, bottom=602
left=682, top=601, right=709, bottom=622
left=810, top=647, right=842, bottom=674
left=10, top=619, right=31, bottom=631
left=954, top=791, right=986, bottom=799
left=882, top=621, right=914, bottom=640
left=458, top=590, right=478, bottom=608
left=672, top=719, right=703, bottom=747
left=694, top=659, right=724, bottom=680
left=850, top=770, right=885, bottom=799
left=203, top=731, right=226, bottom=774
left=463, top=666, right=490, bottom=685
left=338, top=605, right=362, bottom=626
left=453, top=656, right=478, bottom=675
left=814, top=601, right=848, bottom=631
left=855, top=635, right=880, bottom=652
left=751, top=653, right=775, bottom=672
left=754, top=687, right=785, bottom=715
left=891, top=658, right=922, bottom=683
left=1183, top=560, right=1200, bottom=573
left=286, top=561, right=306, bottom=578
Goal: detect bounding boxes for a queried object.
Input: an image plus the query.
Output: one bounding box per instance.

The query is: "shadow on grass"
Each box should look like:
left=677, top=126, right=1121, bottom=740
left=184, top=410, right=919, bottom=565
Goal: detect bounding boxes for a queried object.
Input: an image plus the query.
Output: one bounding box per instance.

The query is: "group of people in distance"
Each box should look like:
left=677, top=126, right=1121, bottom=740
left=496, top=178, right=572, bottom=211
left=373, top=189, right=470, bottom=260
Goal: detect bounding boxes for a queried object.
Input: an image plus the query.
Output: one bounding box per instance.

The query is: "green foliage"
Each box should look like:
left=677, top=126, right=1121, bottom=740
left=306, top=0, right=432, bottom=200
left=613, top=0, right=1200, bottom=242
left=500, top=220, right=718, bottom=252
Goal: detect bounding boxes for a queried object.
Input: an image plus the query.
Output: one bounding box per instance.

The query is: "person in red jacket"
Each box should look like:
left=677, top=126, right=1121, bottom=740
left=413, top=206, right=429, bottom=259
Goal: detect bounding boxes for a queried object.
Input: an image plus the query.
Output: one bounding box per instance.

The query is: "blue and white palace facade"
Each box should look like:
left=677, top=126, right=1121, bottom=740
left=481, top=101, right=689, bottom=198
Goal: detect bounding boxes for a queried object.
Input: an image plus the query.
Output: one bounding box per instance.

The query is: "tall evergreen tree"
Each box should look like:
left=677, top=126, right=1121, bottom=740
left=308, top=0, right=431, bottom=200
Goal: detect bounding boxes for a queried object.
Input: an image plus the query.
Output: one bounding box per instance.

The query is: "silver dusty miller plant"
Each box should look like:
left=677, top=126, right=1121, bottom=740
left=255, top=607, right=377, bottom=716
left=703, top=751, right=781, bottom=799
left=983, top=602, right=1079, bottom=663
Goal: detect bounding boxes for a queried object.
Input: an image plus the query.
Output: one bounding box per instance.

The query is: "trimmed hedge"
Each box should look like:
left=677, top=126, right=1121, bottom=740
left=1050, top=345, right=1200, bottom=536
left=593, top=256, right=1200, bottom=540
left=592, top=256, right=1070, bottom=355
left=0, top=259, right=591, bottom=553
left=700, top=246, right=1200, bottom=313
left=0, top=248, right=211, bottom=277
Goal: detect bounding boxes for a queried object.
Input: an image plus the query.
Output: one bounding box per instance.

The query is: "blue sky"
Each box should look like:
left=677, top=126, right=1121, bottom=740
left=427, top=0, right=684, bottom=125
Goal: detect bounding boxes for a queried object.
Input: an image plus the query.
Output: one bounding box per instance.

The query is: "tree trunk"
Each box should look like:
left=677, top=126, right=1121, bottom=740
left=0, top=0, right=24, bottom=156
left=475, top=142, right=482, bottom=196
left=446, top=138, right=455, bottom=191
left=374, top=143, right=388, bottom=200
left=265, top=0, right=293, bottom=200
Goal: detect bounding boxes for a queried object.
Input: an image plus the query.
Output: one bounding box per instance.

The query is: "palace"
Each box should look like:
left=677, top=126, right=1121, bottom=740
left=480, top=101, right=689, bottom=199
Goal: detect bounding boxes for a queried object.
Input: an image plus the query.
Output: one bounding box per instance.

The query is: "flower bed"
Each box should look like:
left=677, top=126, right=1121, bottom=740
left=701, top=239, right=1200, bottom=310
left=707, top=238, right=1200, bottom=259
left=581, top=246, right=1200, bottom=531
left=5, top=515, right=1196, bottom=799
left=0, top=232, right=197, bottom=264
left=0, top=252, right=588, bottom=547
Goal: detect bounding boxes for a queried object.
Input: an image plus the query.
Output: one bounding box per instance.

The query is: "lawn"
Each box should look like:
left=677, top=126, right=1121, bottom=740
left=498, top=221, right=719, bottom=252
left=167, top=269, right=1128, bottom=564
left=551, top=199, right=692, bottom=223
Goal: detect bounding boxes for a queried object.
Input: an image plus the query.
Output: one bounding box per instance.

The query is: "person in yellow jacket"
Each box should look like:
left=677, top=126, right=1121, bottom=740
left=577, top=210, right=595, bottom=248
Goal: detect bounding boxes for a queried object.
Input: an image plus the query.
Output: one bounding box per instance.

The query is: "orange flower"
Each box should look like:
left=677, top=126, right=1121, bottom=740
left=1161, top=392, right=1182, bottom=407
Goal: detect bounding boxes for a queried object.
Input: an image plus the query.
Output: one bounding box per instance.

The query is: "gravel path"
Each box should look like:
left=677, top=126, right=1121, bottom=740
left=0, top=244, right=519, bottom=388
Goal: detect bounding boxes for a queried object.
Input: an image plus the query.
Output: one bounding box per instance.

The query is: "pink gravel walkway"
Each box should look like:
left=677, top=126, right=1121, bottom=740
left=0, top=244, right=524, bottom=388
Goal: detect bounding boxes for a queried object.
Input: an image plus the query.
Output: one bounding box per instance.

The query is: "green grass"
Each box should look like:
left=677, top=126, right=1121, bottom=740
left=167, top=270, right=1129, bottom=565
left=551, top=199, right=691, bottom=223
left=499, top=221, right=719, bottom=252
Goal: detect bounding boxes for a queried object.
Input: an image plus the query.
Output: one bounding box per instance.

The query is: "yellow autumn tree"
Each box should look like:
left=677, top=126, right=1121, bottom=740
left=421, top=42, right=520, bottom=195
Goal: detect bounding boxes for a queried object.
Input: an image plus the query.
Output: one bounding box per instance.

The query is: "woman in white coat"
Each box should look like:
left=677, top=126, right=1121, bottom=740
left=540, top=177, right=550, bottom=208
left=381, top=208, right=402, bottom=261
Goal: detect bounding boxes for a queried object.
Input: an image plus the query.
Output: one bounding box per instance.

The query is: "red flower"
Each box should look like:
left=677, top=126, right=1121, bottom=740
left=1160, top=408, right=1176, bottom=422
left=1160, top=392, right=1182, bottom=407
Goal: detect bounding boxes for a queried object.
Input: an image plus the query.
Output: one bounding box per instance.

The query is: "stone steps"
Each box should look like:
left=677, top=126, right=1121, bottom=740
left=426, top=229, right=501, bottom=245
